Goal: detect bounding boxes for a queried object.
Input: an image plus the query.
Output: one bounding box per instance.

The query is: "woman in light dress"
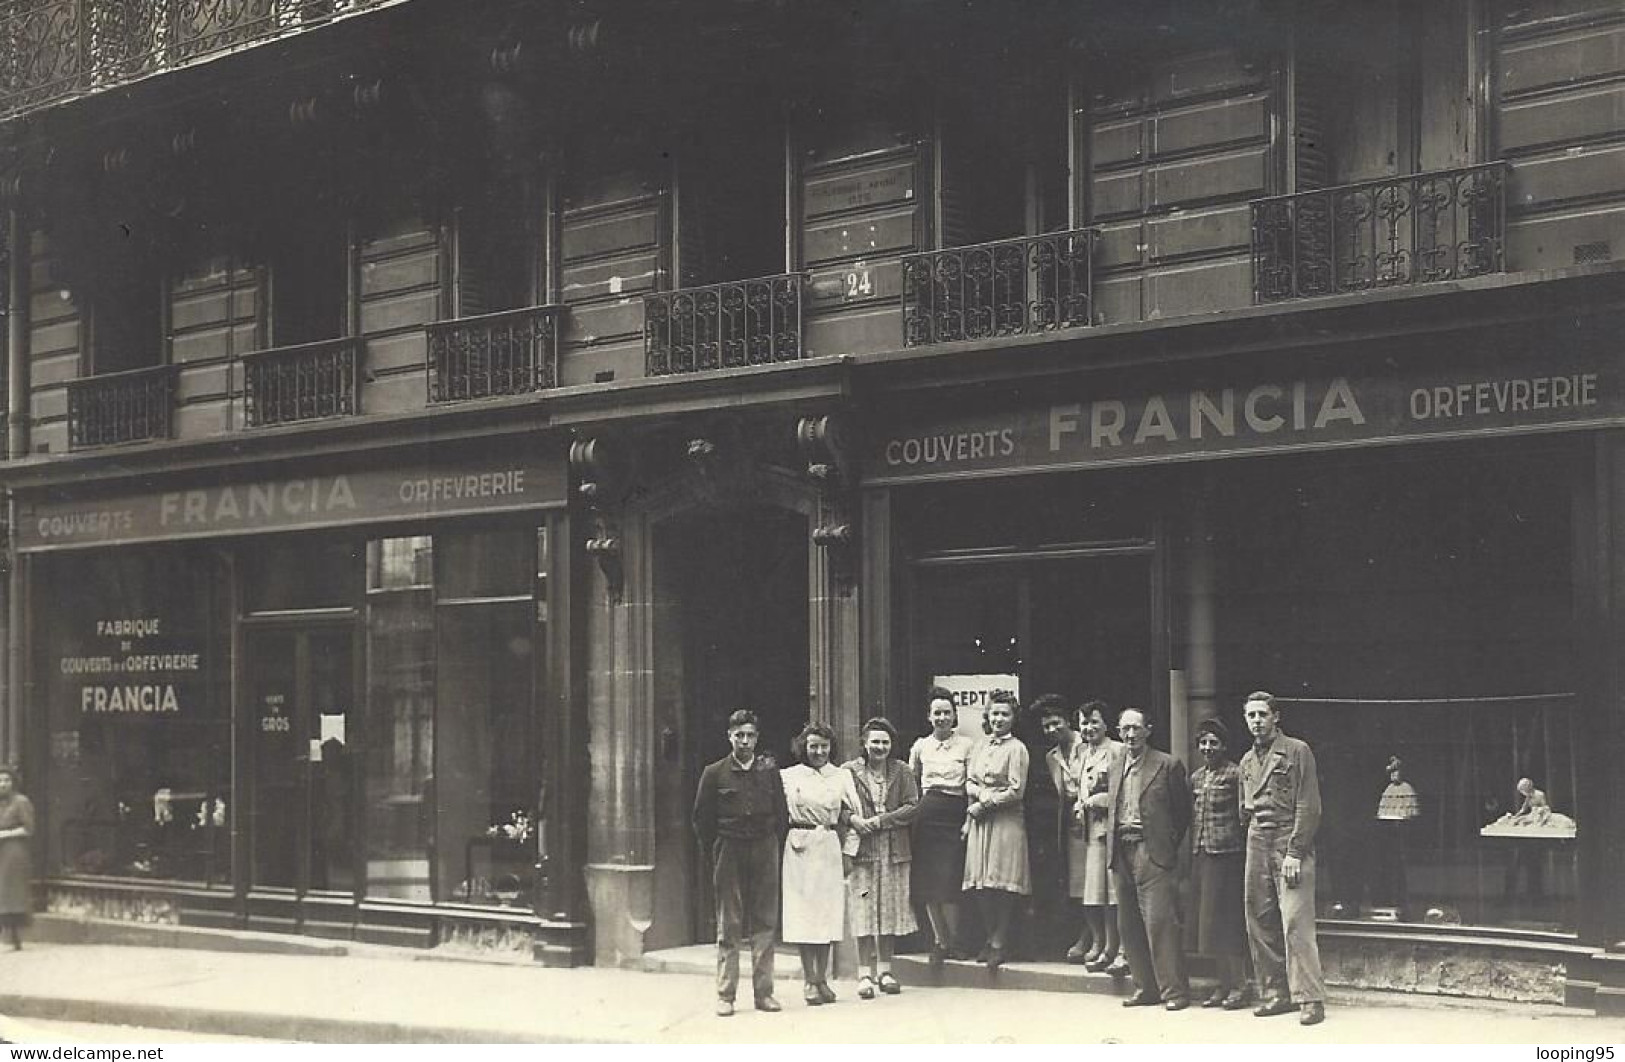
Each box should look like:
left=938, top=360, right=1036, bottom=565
left=1075, top=701, right=1125, bottom=973
left=842, top=717, right=919, bottom=999
left=908, top=688, right=976, bottom=965
left=779, top=721, right=857, bottom=1006
left=961, top=690, right=1029, bottom=972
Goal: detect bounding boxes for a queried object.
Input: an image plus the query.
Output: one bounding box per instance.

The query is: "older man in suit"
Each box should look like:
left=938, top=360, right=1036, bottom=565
left=1105, top=707, right=1193, bottom=1011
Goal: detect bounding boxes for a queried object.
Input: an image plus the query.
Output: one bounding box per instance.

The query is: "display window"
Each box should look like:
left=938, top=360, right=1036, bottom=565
left=41, top=546, right=231, bottom=883
left=1209, top=448, right=1580, bottom=933
left=362, top=527, right=546, bottom=907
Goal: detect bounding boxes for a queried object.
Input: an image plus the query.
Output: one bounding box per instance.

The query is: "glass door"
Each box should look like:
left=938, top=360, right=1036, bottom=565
left=245, top=624, right=358, bottom=917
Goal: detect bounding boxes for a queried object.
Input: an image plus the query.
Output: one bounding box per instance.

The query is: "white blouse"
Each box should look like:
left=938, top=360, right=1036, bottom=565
left=909, top=734, right=976, bottom=793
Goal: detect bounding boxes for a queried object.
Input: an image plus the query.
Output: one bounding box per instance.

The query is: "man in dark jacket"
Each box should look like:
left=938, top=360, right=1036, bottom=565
left=692, top=709, right=786, bottom=1017
left=1105, top=707, right=1193, bottom=1011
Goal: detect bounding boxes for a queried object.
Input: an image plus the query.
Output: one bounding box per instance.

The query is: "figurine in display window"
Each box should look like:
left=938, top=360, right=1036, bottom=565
left=1370, top=756, right=1419, bottom=920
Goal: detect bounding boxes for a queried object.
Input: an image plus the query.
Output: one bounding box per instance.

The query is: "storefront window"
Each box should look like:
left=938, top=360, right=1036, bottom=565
left=364, top=536, right=434, bottom=901
left=244, top=537, right=360, bottom=612
left=434, top=527, right=542, bottom=907
left=1212, top=449, right=1580, bottom=932
left=43, top=547, right=230, bottom=883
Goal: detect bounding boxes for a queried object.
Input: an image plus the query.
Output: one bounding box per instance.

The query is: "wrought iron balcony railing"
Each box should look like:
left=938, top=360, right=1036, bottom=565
left=902, top=228, right=1098, bottom=348
left=1251, top=162, right=1510, bottom=303
left=242, top=336, right=360, bottom=427
left=67, top=364, right=176, bottom=449
left=645, top=273, right=806, bottom=376
left=0, top=1, right=395, bottom=121
left=426, top=305, right=563, bottom=404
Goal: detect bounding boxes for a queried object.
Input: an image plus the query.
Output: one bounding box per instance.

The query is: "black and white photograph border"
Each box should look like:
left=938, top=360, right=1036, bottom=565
left=0, top=0, right=1621, bottom=1047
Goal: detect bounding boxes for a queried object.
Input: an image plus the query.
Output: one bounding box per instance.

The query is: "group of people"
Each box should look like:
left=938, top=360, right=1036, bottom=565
left=692, top=712, right=923, bottom=1016
left=693, top=689, right=1329, bottom=1027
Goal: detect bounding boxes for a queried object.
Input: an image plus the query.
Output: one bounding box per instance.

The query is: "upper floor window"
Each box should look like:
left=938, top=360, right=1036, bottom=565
left=676, top=102, right=786, bottom=287
left=1295, top=0, right=1480, bottom=188
left=266, top=212, right=349, bottom=347
left=85, top=236, right=164, bottom=375
left=454, top=173, right=535, bottom=316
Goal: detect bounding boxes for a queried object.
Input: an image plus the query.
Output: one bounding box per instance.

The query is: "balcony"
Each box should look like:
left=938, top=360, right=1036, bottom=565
left=426, top=305, right=562, bottom=404
left=901, top=228, right=1098, bottom=348
left=242, top=337, right=359, bottom=427
left=66, top=364, right=176, bottom=449
left=644, top=273, right=806, bottom=376
left=1251, top=162, right=1509, bottom=303
left=0, top=0, right=397, bottom=122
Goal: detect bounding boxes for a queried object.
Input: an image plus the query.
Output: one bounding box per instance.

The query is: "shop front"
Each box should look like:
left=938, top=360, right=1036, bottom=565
left=862, top=315, right=1625, bottom=1002
left=16, top=442, right=590, bottom=962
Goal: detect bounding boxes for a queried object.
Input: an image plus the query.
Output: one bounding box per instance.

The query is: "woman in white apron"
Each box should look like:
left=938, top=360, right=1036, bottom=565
left=780, top=722, right=858, bottom=1005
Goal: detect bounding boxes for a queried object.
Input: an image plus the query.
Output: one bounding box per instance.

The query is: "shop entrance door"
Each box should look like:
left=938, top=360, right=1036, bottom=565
left=243, top=623, right=360, bottom=935
left=910, top=547, right=1161, bottom=959
left=647, top=506, right=810, bottom=950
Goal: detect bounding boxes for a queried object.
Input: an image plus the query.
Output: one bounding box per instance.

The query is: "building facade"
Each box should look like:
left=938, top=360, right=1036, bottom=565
left=1, top=0, right=1623, bottom=1010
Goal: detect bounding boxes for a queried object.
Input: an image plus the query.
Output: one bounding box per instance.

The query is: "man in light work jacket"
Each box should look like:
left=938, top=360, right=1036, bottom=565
left=1239, top=691, right=1327, bottom=1027
left=1105, top=707, right=1193, bottom=1011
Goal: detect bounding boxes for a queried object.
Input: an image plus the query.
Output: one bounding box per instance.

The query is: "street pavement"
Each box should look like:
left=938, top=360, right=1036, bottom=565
left=0, top=942, right=1619, bottom=1044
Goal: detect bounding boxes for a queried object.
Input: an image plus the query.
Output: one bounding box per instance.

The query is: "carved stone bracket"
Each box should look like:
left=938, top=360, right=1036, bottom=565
left=569, top=435, right=631, bottom=599
left=796, top=413, right=857, bottom=588
left=683, top=421, right=762, bottom=509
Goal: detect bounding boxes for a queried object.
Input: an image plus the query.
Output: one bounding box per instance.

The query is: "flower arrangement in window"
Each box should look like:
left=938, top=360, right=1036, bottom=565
left=485, top=809, right=534, bottom=845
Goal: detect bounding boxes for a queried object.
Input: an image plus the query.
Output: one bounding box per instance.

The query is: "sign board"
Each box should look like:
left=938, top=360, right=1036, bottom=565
left=18, top=455, right=567, bottom=551
left=869, top=349, right=1625, bottom=485
left=61, top=615, right=206, bottom=718
left=932, top=673, right=1020, bottom=744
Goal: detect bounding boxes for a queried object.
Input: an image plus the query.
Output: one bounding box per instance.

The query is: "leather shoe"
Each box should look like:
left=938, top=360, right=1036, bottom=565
left=803, top=985, right=823, bottom=1007
left=1105, top=958, right=1132, bottom=978
left=1202, top=987, right=1228, bottom=1008
left=1254, top=997, right=1295, bottom=1018
left=1299, top=1001, right=1325, bottom=1026
left=715, top=999, right=734, bottom=1017
left=1065, top=943, right=1091, bottom=964
left=754, top=996, right=782, bottom=1013
left=1122, top=991, right=1161, bottom=1008
left=816, top=982, right=837, bottom=1004
left=1222, top=989, right=1256, bottom=1011
left=1165, top=997, right=1190, bottom=1012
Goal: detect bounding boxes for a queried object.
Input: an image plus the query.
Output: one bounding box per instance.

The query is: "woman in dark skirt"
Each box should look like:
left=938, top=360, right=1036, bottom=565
left=0, top=765, right=35, bottom=951
left=907, top=688, right=976, bottom=966
left=1190, top=718, right=1254, bottom=1008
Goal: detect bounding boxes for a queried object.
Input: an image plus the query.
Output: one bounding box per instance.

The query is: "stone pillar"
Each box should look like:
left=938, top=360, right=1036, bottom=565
left=1574, top=433, right=1624, bottom=950
left=859, top=488, right=897, bottom=723
left=810, top=496, right=861, bottom=748
left=1182, top=487, right=1220, bottom=759
left=584, top=504, right=658, bottom=968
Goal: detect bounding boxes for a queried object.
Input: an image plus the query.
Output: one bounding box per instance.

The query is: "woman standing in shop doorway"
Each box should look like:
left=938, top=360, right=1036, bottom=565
left=0, top=765, right=35, bottom=951
left=1077, top=701, right=1126, bottom=974
left=843, top=717, right=919, bottom=999
left=961, top=691, right=1030, bottom=973
left=908, top=688, right=975, bottom=966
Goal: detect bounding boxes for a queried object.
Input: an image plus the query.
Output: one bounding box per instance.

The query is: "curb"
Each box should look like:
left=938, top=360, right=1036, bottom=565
left=0, top=994, right=619, bottom=1045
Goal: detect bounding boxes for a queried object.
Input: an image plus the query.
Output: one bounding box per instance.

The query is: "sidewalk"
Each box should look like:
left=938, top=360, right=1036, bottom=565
left=0, top=941, right=1620, bottom=1044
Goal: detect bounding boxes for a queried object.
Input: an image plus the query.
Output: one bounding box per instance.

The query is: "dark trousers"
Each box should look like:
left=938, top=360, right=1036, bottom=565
left=1244, top=829, right=1326, bottom=1004
left=1113, top=838, right=1189, bottom=1002
left=713, top=833, right=780, bottom=1002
